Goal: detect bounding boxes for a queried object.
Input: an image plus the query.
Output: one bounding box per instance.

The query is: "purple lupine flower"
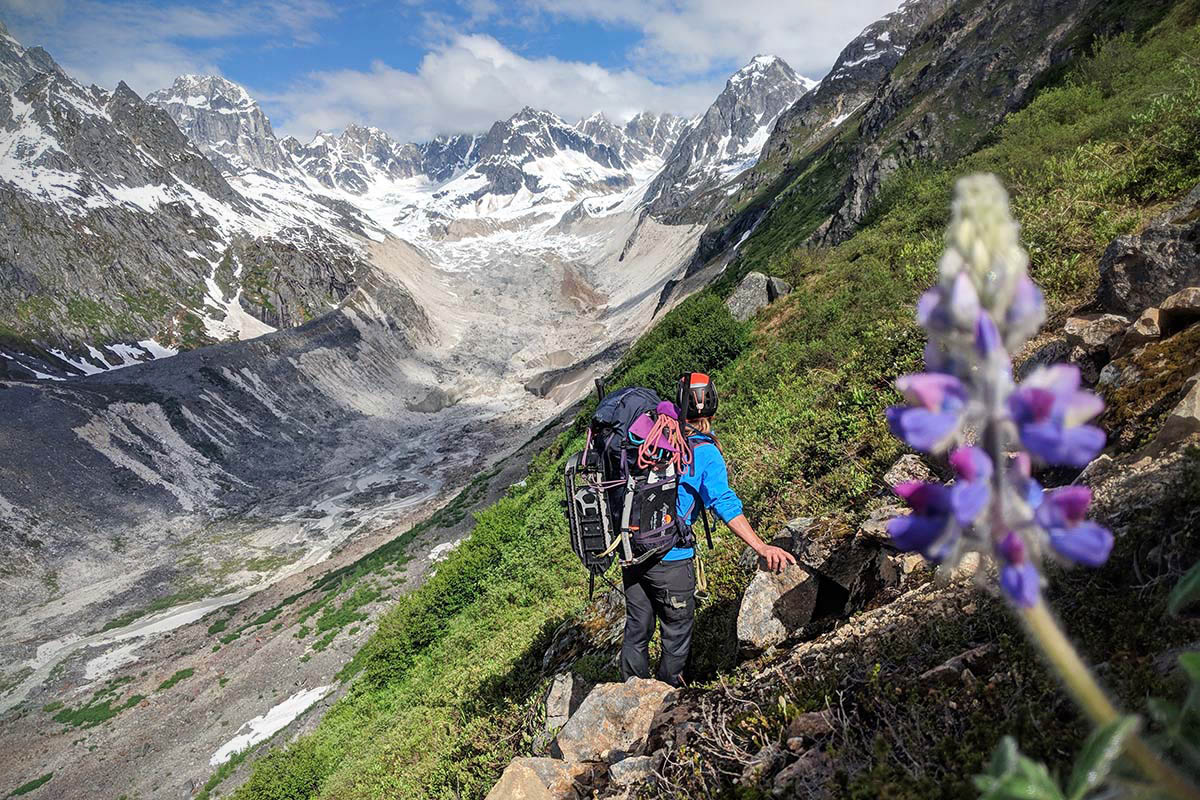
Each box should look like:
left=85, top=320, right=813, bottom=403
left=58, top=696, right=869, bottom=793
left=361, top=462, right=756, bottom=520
left=1007, top=452, right=1043, bottom=512
left=886, top=174, right=1111, bottom=608
left=888, top=481, right=957, bottom=561
left=997, top=530, right=1040, bottom=607
left=886, top=372, right=968, bottom=453
left=948, top=447, right=992, bottom=526
left=1004, top=276, right=1046, bottom=349
left=1008, top=365, right=1106, bottom=467
left=1036, top=486, right=1114, bottom=567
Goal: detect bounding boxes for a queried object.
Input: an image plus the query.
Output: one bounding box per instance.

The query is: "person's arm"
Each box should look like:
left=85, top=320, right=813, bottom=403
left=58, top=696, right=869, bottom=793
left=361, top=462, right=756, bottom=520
left=696, top=446, right=797, bottom=573
left=727, top=514, right=796, bottom=573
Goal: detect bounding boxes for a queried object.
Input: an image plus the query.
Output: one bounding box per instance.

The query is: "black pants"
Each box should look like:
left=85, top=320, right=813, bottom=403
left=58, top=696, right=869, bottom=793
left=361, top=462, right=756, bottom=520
left=620, top=556, right=696, bottom=687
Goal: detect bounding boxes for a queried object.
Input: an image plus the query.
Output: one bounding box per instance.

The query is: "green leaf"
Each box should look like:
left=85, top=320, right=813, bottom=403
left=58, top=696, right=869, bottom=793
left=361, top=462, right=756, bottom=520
left=1067, top=715, right=1138, bottom=800
left=1178, top=652, right=1200, bottom=684
left=990, top=736, right=1021, bottom=776
left=1168, top=560, right=1200, bottom=616
left=1146, top=697, right=1182, bottom=728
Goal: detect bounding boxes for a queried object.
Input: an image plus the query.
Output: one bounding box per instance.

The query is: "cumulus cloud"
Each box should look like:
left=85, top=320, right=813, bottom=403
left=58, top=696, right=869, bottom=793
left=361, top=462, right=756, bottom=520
left=0, top=0, right=334, bottom=94
left=524, top=0, right=904, bottom=81
left=264, top=33, right=722, bottom=141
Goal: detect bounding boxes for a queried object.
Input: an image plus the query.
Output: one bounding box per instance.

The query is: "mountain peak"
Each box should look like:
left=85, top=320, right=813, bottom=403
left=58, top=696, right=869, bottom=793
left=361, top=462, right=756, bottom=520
left=148, top=75, right=286, bottom=174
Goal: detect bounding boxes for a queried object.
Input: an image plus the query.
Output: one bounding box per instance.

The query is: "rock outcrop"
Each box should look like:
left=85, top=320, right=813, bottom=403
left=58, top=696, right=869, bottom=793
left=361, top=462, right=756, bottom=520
left=1098, top=183, right=1200, bottom=314
left=554, top=678, right=676, bottom=763
left=725, top=271, right=793, bottom=322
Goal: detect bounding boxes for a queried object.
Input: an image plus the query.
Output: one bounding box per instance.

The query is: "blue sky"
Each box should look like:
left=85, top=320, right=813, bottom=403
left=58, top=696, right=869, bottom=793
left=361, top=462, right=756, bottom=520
left=0, top=0, right=902, bottom=141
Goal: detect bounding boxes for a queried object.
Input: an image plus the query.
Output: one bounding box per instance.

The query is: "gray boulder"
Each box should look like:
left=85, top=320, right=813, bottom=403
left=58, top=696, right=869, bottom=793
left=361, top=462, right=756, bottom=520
left=767, top=276, right=793, bottom=302
left=545, top=672, right=590, bottom=731
left=1098, top=183, right=1200, bottom=315
left=554, top=679, right=676, bottom=763
left=1063, top=313, right=1131, bottom=384
left=737, top=517, right=888, bottom=650
left=726, top=271, right=791, bottom=322
left=737, top=562, right=819, bottom=650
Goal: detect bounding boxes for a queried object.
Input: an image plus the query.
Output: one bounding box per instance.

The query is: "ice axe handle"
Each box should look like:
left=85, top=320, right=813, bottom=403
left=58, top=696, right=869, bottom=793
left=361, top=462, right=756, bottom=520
left=594, top=378, right=606, bottom=401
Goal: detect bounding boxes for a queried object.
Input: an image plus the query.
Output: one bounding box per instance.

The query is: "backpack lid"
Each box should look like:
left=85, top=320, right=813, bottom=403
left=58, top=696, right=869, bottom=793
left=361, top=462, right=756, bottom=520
left=628, top=412, right=678, bottom=452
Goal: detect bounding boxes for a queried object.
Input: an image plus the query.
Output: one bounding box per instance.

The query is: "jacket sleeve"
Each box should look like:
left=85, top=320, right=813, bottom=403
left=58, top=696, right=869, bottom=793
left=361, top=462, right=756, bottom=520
left=697, top=445, right=744, bottom=523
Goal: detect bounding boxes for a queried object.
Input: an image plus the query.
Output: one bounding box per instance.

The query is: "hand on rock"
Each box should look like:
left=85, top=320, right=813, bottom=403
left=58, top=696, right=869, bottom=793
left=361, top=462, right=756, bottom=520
left=759, top=544, right=797, bottom=573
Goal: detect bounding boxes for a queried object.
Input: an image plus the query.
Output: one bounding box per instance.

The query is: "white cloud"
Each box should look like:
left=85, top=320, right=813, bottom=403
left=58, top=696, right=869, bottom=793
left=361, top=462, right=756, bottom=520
left=523, top=0, right=905, bottom=81
left=0, top=0, right=334, bottom=94
left=263, top=33, right=723, bottom=142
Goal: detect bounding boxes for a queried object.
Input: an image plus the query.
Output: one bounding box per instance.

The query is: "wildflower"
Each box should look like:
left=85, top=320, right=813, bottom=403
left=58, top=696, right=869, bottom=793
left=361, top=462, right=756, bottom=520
left=948, top=447, right=992, bottom=526
left=1036, top=486, right=1114, bottom=567
left=888, top=481, right=956, bottom=561
left=997, top=530, right=1040, bottom=607
left=1008, top=365, right=1106, bottom=468
left=884, top=173, right=1112, bottom=608
left=885, top=372, right=968, bottom=453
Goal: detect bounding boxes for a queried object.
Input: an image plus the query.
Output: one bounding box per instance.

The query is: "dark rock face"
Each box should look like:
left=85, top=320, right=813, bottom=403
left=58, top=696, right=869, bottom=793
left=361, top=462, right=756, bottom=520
left=818, top=0, right=1095, bottom=243
left=0, top=28, right=372, bottom=356
left=576, top=111, right=686, bottom=168
left=755, top=0, right=948, bottom=182
left=1098, top=184, right=1200, bottom=315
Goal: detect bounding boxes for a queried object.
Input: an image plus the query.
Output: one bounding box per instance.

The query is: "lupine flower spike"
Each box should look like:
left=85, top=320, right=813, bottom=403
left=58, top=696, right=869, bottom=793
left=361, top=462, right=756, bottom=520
left=885, top=174, right=1200, bottom=800
left=884, top=173, right=1111, bottom=608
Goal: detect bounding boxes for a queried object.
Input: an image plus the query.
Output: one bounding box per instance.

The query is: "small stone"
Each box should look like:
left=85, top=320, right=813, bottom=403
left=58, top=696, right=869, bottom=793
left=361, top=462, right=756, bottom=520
left=1153, top=373, right=1200, bottom=447
left=545, top=672, right=588, bottom=731
left=1116, top=307, right=1163, bottom=356
left=859, top=504, right=905, bottom=543
left=786, top=736, right=805, bottom=752
left=1064, top=313, right=1131, bottom=357
left=741, top=743, right=785, bottom=786
left=787, top=711, right=834, bottom=740
left=609, top=754, right=659, bottom=786
left=883, top=454, right=934, bottom=487
left=1159, top=287, right=1200, bottom=336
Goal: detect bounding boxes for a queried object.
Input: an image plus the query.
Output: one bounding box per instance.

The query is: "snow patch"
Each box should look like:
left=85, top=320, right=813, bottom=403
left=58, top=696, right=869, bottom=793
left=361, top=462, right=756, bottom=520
left=428, top=538, right=464, bottom=562
left=210, top=686, right=333, bottom=766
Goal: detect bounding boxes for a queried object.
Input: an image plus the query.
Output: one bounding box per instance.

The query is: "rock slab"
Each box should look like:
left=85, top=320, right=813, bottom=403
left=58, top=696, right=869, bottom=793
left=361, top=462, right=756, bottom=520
left=554, top=679, right=676, bottom=763
left=1098, top=183, right=1200, bottom=315
left=484, top=757, right=583, bottom=800
left=726, top=271, right=791, bottom=322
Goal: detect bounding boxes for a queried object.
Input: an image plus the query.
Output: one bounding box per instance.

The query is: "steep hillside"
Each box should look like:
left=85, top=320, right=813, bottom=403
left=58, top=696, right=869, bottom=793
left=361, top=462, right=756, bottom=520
left=190, top=5, right=1200, bottom=800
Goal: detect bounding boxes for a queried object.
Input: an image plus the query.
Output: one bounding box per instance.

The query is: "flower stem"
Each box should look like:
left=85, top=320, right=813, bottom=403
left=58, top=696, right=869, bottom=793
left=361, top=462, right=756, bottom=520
left=1021, top=601, right=1200, bottom=800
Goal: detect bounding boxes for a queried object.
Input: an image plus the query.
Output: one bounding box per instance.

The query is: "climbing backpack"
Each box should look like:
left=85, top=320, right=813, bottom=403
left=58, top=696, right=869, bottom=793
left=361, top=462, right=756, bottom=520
left=563, top=380, right=697, bottom=595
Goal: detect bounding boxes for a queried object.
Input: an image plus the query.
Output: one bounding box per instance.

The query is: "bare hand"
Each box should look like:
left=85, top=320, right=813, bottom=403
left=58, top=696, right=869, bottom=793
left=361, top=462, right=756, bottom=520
left=758, top=544, right=797, bottom=573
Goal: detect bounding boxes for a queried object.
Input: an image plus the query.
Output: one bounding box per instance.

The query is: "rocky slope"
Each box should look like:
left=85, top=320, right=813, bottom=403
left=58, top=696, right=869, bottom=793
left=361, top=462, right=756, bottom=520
left=481, top=185, right=1200, bottom=800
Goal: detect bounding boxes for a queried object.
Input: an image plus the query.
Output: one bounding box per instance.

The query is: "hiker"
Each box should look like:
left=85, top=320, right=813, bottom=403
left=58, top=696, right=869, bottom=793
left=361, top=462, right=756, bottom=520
left=620, top=373, right=797, bottom=687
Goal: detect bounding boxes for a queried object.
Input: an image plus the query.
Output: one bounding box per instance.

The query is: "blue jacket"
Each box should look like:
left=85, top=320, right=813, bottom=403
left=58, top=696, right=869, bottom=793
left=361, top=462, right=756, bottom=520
left=663, top=436, right=744, bottom=561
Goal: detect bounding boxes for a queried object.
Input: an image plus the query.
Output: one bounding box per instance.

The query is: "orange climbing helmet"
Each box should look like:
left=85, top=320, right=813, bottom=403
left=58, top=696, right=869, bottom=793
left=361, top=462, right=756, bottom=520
left=676, top=372, right=718, bottom=420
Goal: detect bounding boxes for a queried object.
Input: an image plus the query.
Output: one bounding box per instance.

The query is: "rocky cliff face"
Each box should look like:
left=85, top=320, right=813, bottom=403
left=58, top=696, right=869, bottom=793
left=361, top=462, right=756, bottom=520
left=751, top=0, right=950, bottom=187
left=815, top=0, right=1093, bottom=242
left=575, top=111, right=686, bottom=174
left=146, top=75, right=291, bottom=174
left=0, top=24, right=377, bottom=371
left=644, top=55, right=815, bottom=222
